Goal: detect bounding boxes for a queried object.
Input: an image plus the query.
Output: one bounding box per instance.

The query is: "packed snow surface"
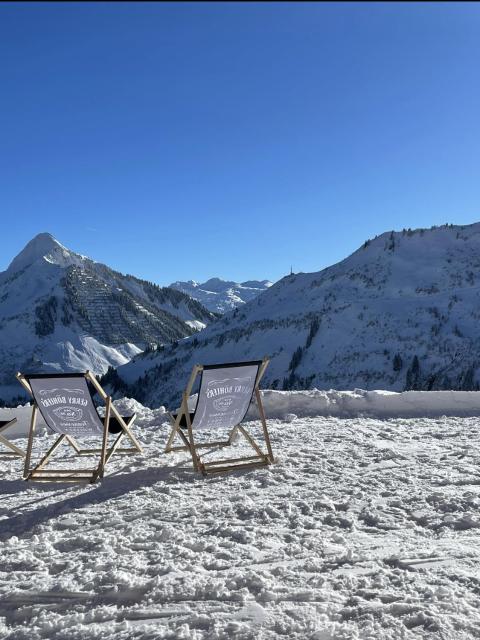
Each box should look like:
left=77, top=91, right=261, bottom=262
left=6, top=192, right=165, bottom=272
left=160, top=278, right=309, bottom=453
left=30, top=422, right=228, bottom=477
left=1, top=390, right=480, bottom=639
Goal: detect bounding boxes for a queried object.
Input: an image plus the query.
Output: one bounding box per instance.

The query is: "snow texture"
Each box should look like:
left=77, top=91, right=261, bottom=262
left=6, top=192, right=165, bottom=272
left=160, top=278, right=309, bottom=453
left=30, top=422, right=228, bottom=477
left=1, top=390, right=480, bottom=639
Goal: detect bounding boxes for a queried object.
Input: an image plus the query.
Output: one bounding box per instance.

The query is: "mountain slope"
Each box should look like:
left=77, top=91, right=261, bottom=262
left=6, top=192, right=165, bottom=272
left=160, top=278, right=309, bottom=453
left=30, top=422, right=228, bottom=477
left=170, top=277, right=272, bottom=314
left=114, top=223, right=480, bottom=408
left=0, top=233, right=215, bottom=403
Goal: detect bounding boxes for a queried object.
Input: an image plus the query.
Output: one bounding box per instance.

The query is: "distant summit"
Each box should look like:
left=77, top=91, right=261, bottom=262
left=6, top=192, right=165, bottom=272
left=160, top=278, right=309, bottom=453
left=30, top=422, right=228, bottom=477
left=170, top=277, right=273, bottom=314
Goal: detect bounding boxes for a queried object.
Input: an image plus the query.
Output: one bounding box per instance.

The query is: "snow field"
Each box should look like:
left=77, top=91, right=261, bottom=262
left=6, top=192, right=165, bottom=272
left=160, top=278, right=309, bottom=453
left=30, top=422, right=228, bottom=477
left=0, top=395, right=480, bottom=638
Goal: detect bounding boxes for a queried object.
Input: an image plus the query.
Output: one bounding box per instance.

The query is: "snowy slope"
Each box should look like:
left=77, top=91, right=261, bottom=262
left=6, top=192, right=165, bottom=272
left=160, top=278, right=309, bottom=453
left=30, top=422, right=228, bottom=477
left=170, top=277, right=273, bottom=314
left=1, top=391, right=480, bottom=639
left=115, top=223, right=480, bottom=408
left=0, top=234, right=215, bottom=403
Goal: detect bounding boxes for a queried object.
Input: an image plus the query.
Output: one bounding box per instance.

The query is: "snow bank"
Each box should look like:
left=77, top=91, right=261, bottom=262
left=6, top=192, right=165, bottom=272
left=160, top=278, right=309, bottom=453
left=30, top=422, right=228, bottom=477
left=0, top=397, right=169, bottom=438
left=4, top=389, right=480, bottom=440
left=247, top=388, right=480, bottom=420
left=0, top=403, right=47, bottom=437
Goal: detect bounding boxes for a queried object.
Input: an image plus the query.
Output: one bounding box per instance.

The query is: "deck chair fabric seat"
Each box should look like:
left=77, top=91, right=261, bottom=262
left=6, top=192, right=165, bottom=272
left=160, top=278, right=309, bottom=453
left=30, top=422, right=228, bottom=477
left=16, top=371, right=143, bottom=484
left=165, top=358, right=274, bottom=476
left=0, top=418, right=26, bottom=458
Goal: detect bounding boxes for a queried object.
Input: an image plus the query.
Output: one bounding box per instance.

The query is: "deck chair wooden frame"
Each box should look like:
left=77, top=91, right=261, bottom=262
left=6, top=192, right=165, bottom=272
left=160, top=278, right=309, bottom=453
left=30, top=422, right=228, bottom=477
left=16, top=371, right=143, bottom=484
left=165, top=358, right=274, bottom=476
left=0, top=418, right=26, bottom=458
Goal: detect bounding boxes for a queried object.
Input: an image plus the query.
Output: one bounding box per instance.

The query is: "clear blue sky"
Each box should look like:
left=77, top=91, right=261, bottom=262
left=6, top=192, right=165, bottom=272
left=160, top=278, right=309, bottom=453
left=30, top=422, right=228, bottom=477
left=1, top=3, right=479, bottom=285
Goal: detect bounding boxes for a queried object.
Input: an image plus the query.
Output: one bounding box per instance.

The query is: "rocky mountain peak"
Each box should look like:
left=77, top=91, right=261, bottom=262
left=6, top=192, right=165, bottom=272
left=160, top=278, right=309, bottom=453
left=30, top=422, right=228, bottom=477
left=6, top=232, right=83, bottom=274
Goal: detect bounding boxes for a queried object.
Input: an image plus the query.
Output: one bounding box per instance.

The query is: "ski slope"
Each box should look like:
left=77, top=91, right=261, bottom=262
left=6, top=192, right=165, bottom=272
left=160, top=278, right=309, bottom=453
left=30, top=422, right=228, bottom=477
left=0, top=391, right=479, bottom=639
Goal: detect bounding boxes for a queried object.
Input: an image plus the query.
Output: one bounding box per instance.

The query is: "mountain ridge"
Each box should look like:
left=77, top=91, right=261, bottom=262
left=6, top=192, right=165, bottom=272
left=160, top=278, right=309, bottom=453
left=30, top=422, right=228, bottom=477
left=112, top=222, right=480, bottom=408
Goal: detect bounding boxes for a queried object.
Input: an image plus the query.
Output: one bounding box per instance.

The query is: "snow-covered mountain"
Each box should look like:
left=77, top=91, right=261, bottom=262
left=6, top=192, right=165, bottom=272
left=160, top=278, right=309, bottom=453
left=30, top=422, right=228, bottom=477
left=169, top=277, right=273, bottom=314
left=113, top=222, right=480, bottom=408
left=0, top=233, right=215, bottom=403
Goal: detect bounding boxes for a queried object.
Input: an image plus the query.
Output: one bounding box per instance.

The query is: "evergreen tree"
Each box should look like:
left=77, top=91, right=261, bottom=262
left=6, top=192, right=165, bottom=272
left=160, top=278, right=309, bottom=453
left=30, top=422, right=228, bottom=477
left=289, top=346, right=304, bottom=372
left=405, top=355, right=420, bottom=390
left=393, top=354, right=403, bottom=371
left=305, top=316, right=321, bottom=349
left=461, top=366, right=475, bottom=390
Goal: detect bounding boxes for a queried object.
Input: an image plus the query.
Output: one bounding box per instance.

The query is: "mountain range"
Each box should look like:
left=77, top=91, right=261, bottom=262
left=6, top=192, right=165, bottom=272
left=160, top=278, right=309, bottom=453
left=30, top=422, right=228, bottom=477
left=169, top=278, right=272, bottom=314
left=111, top=223, right=480, bottom=408
left=0, top=233, right=215, bottom=403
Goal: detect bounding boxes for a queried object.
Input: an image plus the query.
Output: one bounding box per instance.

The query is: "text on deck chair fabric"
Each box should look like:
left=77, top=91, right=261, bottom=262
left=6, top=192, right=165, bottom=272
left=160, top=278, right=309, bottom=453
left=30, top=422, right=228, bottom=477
left=192, top=364, right=259, bottom=431
left=28, top=377, right=104, bottom=438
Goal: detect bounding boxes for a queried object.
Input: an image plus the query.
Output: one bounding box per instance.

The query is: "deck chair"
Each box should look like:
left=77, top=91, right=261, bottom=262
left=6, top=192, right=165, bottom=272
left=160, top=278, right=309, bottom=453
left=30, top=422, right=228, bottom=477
left=165, top=358, right=274, bottom=475
left=0, top=418, right=25, bottom=458
left=16, top=371, right=143, bottom=483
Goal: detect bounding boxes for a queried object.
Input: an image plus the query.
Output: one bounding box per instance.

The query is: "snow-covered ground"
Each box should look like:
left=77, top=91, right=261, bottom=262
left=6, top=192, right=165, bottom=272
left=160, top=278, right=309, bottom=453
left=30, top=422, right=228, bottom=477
left=1, top=391, right=480, bottom=639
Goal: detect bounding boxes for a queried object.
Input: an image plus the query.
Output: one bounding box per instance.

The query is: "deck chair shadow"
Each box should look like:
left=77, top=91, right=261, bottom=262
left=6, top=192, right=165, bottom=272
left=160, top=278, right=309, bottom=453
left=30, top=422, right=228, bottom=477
left=165, top=358, right=274, bottom=475
left=16, top=371, right=143, bottom=483
left=0, top=418, right=25, bottom=458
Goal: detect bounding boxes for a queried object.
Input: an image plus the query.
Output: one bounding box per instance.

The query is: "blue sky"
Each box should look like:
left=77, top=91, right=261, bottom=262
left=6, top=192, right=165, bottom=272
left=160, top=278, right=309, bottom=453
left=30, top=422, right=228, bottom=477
left=1, top=3, right=479, bottom=285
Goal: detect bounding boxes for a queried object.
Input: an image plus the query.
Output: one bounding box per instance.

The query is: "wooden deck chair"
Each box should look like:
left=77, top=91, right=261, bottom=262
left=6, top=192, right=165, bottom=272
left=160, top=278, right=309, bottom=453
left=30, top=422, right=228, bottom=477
left=0, top=418, right=26, bottom=458
left=16, top=371, right=143, bottom=483
left=165, top=358, right=274, bottom=475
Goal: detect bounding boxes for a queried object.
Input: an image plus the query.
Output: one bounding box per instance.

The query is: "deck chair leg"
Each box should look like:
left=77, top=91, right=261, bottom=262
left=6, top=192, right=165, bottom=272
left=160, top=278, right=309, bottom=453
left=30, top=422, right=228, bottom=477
left=165, top=365, right=201, bottom=459
left=165, top=421, right=180, bottom=452
left=166, top=423, right=205, bottom=453
left=66, top=436, right=81, bottom=454
left=178, top=429, right=191, bottom=448
left=165, top=397, right=194, bottom=454
left=184, top=400, right=202, bottom=473
left=95, top=396, right=111, bottom=481
left=166, top=429, right=192, bottom=451
left=255, top=388, right=274, bottom=462
left=228, top=425, right=240, bottom=444
left=237, top=425, right=267, bottom=460
left=0, top=434, right=26, bottom=458
left=104, top=430, right=126, bottom=466
left=0, top=418, right=26, bottom=458
left=33, top=435, right=67, bottom=473
left=85, top=371, right=143, bottom=456
left=109, top=405, right=143, bottom=454
left=23, top=405, right=38, bottom=479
